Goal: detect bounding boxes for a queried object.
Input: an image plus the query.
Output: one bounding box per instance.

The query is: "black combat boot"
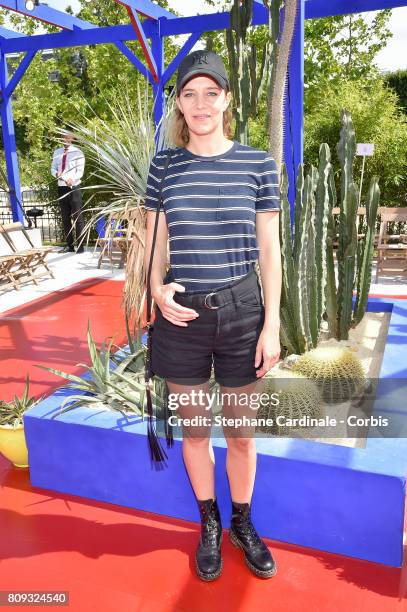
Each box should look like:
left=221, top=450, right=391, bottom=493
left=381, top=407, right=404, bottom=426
left=230, top=501, right=277, bottom=578
left=195, top=498, right=223, bottom=581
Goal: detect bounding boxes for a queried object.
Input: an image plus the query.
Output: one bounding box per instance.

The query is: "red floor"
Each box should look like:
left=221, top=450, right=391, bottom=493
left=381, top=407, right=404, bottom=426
left=0, top=278, right=129, bottom=402
left=0, top=279, right=406, bottom=611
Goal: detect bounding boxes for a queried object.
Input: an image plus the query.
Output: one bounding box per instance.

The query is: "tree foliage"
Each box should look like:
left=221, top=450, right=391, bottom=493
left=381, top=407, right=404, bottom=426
left=304, top=10, right=392, bottom=111
left=302, top=10, right=407, bottom=205
left=305, top=78, right=407, bottom=206
left=384, top=69, right=407, bottom=115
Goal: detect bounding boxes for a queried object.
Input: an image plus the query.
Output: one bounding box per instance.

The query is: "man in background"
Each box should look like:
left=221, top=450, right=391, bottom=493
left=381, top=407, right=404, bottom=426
left=51, top=130, right=85, bottom=253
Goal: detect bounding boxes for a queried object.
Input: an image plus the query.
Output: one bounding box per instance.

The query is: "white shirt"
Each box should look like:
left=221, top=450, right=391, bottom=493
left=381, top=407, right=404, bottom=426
left=51, top=145, right=85, bottom=187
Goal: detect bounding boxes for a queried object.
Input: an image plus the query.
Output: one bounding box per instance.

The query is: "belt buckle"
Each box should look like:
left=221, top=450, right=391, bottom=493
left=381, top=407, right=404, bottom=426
left=204, top=292, right=220, bottom=309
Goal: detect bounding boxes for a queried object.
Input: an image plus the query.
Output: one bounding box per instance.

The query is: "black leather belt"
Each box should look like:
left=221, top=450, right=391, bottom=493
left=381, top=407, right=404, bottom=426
left=173, top=268, right=258, bottom=310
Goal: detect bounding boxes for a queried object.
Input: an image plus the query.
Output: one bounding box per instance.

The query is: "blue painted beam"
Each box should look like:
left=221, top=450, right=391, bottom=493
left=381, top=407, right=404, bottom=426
left=253, top=0, right=407, bottom=19
left=115, top=0, right=175, bottom=20
left=151, top=27, right=164, bottom=150
left=4, top=49, right=35, bottom=97
left=160, top=12, right=231, bottom=37
left=284, top=0, right=304, bottom=214
left=0, top=50, right=23, bottom=223
left=0, top=13, right=233, bottom=55
left=304, top=0, right=407, bottom=19
left=114, top=41, right=154, bottom=85
left=0, top=0, right=94, bottom=30
left=162, top=30, right=203, bottom=84
left=0, top=14, right=228, bottom=55
left=0, top=25, right=137, bottom=54
left=122, top=6, right=158, bottom=81
left=0, top=26, right=24, bottom=39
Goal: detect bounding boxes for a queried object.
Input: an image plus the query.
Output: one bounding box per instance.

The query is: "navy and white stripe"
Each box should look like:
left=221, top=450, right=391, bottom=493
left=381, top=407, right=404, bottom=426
left=144, top=140, right=280, bottom=292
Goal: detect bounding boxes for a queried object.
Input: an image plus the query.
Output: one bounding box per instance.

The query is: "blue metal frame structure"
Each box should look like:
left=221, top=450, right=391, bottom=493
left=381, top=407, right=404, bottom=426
left=0, top=0, right=405, bottom=222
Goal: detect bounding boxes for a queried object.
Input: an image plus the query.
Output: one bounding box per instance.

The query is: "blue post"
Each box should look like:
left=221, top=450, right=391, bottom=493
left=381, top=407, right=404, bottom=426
left=0, top=50, right=24, bottom=223
left=151, top=19, right=165, bottom=152
left=283, top=0, right=304, bottom=220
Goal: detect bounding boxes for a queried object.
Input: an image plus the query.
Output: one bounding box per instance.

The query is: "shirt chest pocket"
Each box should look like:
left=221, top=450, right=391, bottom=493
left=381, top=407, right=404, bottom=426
left=216, top=185, right=256, bottom=221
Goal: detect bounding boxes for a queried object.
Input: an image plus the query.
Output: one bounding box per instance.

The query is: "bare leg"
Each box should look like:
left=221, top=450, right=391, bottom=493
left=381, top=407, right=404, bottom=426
left=220, top=379, right=277, bottom=579
left=166, top=379, right=214, bottom=500
left=220, top=380, right=260, bottom=504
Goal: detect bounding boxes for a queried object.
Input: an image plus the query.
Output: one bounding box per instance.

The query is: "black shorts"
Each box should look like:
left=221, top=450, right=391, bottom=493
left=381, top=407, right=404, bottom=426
left=151, top=265, right=266, bottom=387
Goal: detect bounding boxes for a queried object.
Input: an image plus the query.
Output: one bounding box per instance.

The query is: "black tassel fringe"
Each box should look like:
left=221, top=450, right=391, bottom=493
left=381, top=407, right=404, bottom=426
left=145, top=325, right=173, bottom=464
left=146, top=385, right=168, bottom=463
left=163, top=382, right=174, bottom=448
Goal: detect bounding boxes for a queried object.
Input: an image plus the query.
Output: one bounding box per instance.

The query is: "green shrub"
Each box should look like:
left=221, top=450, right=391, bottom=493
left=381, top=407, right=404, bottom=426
left=305, top=78, right=407, bottom=207
left=384, top=69, right=407, bottom=115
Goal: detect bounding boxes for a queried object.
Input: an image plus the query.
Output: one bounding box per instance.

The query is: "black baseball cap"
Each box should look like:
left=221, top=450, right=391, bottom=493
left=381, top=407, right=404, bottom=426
left=176, top=50, right=230, bottom=95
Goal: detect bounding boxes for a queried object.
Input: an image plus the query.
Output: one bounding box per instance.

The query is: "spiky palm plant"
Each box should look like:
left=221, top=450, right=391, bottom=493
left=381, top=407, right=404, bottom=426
left=0, top=375, right=42, bottom=428
left=55, top=80, right=176, bottom=325
left=35, top=320, right=167, bottom=419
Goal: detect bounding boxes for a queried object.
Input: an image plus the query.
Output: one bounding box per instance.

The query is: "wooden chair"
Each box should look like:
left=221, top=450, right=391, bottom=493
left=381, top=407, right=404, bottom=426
left=96, top=210, right=138, bottom=269
left=331, top=207, right=377, bottom=248
left=0, top=222, right=56, bottom=286
left=375, top=207, right=407, bottom=282
left=0, top=230, right=31, bottom=291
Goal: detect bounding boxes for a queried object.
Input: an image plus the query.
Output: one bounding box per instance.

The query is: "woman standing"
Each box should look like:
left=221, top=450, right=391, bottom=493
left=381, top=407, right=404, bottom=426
left=144, top=50, right=282, bottom=581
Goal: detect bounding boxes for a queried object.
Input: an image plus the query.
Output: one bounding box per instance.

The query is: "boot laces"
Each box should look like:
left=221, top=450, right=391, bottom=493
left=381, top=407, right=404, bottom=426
left=202, top=513, right=220, bottom=548
left=238, top=518, right=263, bottom=547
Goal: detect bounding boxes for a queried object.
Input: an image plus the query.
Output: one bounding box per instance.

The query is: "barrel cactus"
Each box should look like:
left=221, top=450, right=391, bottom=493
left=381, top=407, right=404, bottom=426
left=292, top=345, right=366, bottom=404
left=256, top=370, right=324, bottom=436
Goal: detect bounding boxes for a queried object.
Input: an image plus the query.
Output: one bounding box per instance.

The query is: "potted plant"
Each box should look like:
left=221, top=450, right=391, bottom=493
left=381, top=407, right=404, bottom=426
left=0, top=375, right=42, bottom=468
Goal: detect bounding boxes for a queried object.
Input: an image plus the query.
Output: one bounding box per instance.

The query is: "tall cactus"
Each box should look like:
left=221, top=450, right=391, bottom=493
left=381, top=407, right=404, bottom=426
left=336, top=182, right=358, bottom=339
left=293, top=162, right=304, bottom=256
left=353, top=177, right=381, bottom=326
left=330, top=110, right=380, bottom=339
left=226, top=0, right=276, bottom=144
left=337, top=109, right=356, bottom=217
left=279, top=165, right=302, bottom=354
left=297, top=174, right=313, bottom=348
left=336, top=109, right=359, bottom=340
left=279, top=109, right=381, bottom=355
left=325, top=161, right=339, bottom=339
left=315, top=145, right=331, bottom=334
left=279, top=146, right=332, bottom=354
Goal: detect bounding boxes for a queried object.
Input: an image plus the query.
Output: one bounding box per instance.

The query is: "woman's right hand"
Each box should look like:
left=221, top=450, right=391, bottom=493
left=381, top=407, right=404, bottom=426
left=153, top=282, right=199, bottom=327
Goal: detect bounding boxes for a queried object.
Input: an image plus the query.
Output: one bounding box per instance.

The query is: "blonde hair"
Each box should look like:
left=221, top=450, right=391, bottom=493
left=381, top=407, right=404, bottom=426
left=169, top=90, right=234, bottom=148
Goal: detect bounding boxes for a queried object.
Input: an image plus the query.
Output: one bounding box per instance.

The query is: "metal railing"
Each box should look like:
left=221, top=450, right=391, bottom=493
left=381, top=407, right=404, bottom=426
left=0, top=189, right=64, bottom=244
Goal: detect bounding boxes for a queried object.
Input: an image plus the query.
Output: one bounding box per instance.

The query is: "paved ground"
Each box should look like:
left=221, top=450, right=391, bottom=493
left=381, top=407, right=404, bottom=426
left=0, top=248, right=125, bottom=313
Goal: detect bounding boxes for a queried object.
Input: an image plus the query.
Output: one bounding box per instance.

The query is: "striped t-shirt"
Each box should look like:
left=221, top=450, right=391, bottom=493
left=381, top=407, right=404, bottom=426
left=144, top=139, right=281, bottom=292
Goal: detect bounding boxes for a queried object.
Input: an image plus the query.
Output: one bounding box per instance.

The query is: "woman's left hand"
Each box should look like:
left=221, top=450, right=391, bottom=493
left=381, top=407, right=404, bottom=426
left=254, top=326, right=281, bottom=377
